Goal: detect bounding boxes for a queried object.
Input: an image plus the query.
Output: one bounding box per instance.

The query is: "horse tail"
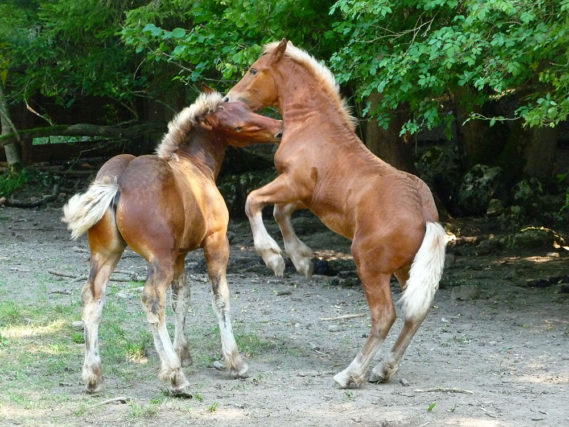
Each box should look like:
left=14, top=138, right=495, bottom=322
left=399, top=222, right=448, bottom=321
left=62, top=178, right=119, bottom=240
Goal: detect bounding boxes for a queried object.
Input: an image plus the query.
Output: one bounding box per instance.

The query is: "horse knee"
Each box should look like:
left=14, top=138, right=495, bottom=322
left=370, top=306, right=396, bottom=338
left=141, top=286, right=165, bottom=324
left=81, top=283, right=93, bottom=305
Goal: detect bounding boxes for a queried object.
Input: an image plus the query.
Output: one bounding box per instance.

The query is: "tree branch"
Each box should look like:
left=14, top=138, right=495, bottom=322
left=0, top=122, right=165, bottom=147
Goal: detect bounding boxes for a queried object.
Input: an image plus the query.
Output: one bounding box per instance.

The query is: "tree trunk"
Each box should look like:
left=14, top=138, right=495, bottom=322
left=0, top=81, right=22, bottom=172
left=523, top=126, right=558, bottom=179
left=365, top=93, right=414, bottom=172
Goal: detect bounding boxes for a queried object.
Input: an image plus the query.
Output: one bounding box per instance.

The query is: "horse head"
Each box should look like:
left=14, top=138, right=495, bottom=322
left=201, top=101, right=282, bottom=147
left=223, top=39, right=288, bottom=111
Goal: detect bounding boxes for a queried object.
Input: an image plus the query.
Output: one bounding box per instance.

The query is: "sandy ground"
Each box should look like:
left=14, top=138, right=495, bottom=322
left=1, top=206, right=568, bottom=426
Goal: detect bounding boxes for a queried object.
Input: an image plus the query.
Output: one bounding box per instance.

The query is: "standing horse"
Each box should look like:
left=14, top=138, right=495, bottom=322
left=62, top=91, right=282, bottom=396
left=224, top=40, right=447, bottom=388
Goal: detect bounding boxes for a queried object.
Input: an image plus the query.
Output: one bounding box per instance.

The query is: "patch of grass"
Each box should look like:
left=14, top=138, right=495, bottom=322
left=236, top=332, right=277, bottom=357
left=129, top=402, right=159, bottom=419
left=0, top=301, right=24, bottom=324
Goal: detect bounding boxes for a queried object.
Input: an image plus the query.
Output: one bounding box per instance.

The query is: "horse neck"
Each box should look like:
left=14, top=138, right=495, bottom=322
left=177, top=129, right=226, bottom=180
left=275, top=61, right=348, bottom=128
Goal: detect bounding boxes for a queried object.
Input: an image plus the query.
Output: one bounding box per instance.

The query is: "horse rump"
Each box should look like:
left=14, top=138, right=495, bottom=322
left=62, top=178, right=119, bottom=240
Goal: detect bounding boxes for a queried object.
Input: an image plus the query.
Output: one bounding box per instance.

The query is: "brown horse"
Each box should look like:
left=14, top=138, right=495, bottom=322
left=224, top=40, right=448, bottom=388
left=62, top=91, right=282, bottom=396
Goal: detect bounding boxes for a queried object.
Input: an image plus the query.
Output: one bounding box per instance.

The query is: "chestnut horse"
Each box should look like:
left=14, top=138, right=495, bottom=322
left=62, top=91, right=282, bottom=396
left=224, top=40, right=447, bottom=388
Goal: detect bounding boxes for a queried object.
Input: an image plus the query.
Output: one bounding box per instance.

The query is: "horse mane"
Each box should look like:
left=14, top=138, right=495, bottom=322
left=264, top=41, right=357, bottom=131
left=156, top=91, right=223, bottom=160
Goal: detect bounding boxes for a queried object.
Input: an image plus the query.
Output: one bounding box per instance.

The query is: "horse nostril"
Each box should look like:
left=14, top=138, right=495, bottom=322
left=223, top=96, right=229, bottom=102
left=275, top=130, right=283, bottom=140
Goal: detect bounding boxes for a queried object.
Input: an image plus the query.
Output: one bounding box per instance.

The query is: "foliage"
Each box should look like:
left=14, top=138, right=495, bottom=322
left=330, top=0, right=569, bottom=133
left=121, top=0, right=342, bottom=90
left=0, top=0, right=148, bottom=118
left=0, top=168, right=30, bottom=197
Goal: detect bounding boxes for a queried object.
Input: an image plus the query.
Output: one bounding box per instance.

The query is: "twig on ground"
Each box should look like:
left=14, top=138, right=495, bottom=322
left=91, top=396, right=130, bottom=407
left=320, top=313, right=366, bottom=321
left=480, top=406, right=497, bottom=418
left=49, top=290, right=72, bottom=295
left=414, top=387, right=474, bottom=395
left=48, top=270, right=77, bottom=278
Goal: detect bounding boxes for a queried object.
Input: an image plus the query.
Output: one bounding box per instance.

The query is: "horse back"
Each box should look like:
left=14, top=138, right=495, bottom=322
left=114, top=156, right=209, bottom=259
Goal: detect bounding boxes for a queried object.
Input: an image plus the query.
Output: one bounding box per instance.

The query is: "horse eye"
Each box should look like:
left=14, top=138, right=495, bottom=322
left=235, top=126, right=243, bottom=132
left=250, top=68, right=258, bottom=75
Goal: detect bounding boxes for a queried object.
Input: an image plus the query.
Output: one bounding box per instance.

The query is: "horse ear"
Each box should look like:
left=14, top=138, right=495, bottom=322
left=272, top=38, right=288, bottom=63
left=199, top=115, right=215, bottom=131
left=201, top=84, right=215, bottom=94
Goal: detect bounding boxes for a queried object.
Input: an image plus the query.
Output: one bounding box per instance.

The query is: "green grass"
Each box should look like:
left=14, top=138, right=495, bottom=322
left=0, top=277, right=284, bottom=425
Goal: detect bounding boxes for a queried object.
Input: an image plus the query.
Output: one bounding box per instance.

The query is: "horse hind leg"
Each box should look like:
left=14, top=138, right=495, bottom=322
left=333, top=257, right=395, bottom=388
left=204, top=231, right=248, bottom=378
left=82, top=210, right=125, bottom=393
left=141, top=259, right=191, bottom=397
left=368, top=267, right=420, bottom=383
left=171, top=255, right=192, bottom=367
left=273, top=203, right=313, bottom=278
left=369, top=223, right=447, bottom=383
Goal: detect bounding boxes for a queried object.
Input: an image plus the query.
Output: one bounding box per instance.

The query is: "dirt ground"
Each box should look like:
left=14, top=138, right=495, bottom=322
left=1, top=205, right=568, bottom=426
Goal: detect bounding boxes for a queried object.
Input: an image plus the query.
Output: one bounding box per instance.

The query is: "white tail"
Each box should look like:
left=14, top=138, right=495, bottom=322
left=62, top=179, right=119, bottom=240
left=399, top=222, right=448, bottom=321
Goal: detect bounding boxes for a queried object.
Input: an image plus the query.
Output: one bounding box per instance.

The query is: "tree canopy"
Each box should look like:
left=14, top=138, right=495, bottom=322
left=1, top=0, right=568, bottom=133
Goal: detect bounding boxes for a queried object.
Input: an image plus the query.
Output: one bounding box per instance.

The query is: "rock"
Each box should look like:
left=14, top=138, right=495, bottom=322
left=486, top=198, right=504, bottom=217
left=507, top=227, right=557, bottom=249
left=451, top=285, right=481, bottom=301
left=72, top=320, right=84, bottom=330
left=456, top=164, right=502, bottom=215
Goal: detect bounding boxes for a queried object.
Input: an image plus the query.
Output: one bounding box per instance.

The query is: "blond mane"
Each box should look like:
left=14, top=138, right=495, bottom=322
left=156, top=91, right=223, bottom=159
left=264, top=41, right=357, bottom=131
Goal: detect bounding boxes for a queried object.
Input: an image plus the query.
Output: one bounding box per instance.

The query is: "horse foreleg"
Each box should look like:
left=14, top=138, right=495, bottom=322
left=334, top=244, right=395, bottom=388
left=142, top=262, right=191, bottom=397
left=246, top=174, right=304, bottom=276
left=171, top=255, right=192, bottom=367
left=204, top=231, right=248, bottom=378
left=273, top=202, right=313, bottom=278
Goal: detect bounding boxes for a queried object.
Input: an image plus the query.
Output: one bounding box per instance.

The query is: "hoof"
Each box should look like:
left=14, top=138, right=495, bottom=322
left=368, top=370, right=388, bottom=383
left=266, top=255, right=285, bottom=277
left=369, top=361, right=398, bottom=383
left=85, top=380, right=104, bottom=394
left=333, top=370, right=363, bottom=389
left=294, top=257, right=313, bottom=279
left=83, top=364, right=103, bottom=393
left=168, top=385, right=193, bottom=399
left=213, top=360, right=249, bottom=378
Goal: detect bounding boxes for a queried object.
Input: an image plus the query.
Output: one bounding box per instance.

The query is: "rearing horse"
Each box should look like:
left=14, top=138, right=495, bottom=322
left=62, top=91, right=282, bottom=396
left=224, top=40, right=447, bottom=388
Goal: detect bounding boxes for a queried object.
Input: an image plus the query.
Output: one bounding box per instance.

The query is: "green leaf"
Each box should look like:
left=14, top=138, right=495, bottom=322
left=171, top=27, right=186, bottom=39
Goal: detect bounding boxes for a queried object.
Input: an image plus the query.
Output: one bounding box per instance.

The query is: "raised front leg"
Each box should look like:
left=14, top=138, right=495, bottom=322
left=171, top=255, right=192, bottom=367
left=203, top=231, right=248, bottom=377
left=246, top=174, right=306, bottom=276
left=273, top=202, right=313, bottom=278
